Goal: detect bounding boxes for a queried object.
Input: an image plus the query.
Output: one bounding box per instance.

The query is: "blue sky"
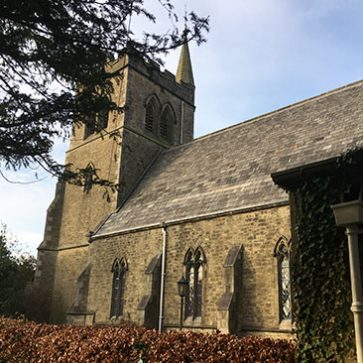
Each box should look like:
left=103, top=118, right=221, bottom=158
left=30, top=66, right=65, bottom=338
left=1, top=0, right=363, bottom=255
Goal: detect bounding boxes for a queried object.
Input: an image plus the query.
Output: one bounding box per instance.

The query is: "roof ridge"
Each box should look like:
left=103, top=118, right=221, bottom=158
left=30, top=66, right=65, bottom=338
left=164, top=79, right=363, bottom=154
left=94, top=77, right=363, bottom=237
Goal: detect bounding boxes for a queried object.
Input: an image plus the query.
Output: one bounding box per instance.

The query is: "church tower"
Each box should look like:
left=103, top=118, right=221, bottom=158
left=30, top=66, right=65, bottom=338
left=30, top=45, right=196, bottom=323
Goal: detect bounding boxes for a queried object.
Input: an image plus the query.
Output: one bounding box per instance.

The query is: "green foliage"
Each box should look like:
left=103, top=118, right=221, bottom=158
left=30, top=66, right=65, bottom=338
left=0, top=224, right=36, bottom=317
left=0, top=0, right=209, bottom=181
left=0, top=317, right=296, bottom=362
left=291, top=175, right=354, bottom=361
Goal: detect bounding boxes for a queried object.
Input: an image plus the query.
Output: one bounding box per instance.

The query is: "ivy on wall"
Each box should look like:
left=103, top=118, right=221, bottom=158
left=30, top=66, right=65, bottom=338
left=291, top=174, right=354, bottom=362
left=286, top=148, right=363, bottom=362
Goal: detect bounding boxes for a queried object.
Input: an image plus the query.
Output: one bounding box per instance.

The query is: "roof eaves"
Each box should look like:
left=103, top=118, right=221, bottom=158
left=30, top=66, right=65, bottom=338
left=90, top=199, right=289, bottom=241
left=162, top=79, right=363, bottom=156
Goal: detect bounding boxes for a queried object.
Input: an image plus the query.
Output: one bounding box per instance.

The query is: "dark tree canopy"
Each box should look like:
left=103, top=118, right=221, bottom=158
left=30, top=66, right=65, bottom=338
left=0, top=0, right=208, bottom=185
left=0, top=224, right=36, bottom=316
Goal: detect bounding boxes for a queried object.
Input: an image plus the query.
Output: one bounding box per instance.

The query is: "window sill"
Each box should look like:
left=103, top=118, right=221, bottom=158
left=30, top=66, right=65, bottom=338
left=183, top=316, right=202, bottom=327
left=279, top=319, right=293, bottom=331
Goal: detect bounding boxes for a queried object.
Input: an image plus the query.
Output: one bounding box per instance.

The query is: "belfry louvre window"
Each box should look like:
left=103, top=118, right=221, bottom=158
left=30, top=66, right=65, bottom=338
left=274, top=237, right=292, bottom=321
left=84, top=110, right=109, bottom=139
left=184, top=247, right=206, bottom=319
left=160, top=106, right=174, bottom=141
left=96, top=109, right=109, bottom=131
left=110, top=257, right=127, bottom=318
left=145, top=98, right=157, bottom=133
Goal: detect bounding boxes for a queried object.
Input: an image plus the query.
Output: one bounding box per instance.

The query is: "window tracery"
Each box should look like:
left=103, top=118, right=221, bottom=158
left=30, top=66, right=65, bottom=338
left=274, top=236, right=292, bottom=321
left=110, top=257, right=128, bottom=318
left=184, top=247, right=206, bottom=319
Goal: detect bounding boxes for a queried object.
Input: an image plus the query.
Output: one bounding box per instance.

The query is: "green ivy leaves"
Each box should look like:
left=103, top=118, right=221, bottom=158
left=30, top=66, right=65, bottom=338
left=292, top=176, right=354, bottom=362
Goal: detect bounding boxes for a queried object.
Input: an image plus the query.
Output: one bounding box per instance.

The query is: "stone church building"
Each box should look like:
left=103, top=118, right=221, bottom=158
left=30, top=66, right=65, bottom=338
left=31, top=44, right=363, bottom=337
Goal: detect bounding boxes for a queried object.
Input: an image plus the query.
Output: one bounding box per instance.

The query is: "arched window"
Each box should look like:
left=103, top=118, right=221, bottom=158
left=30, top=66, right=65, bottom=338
left=184, top=247, right=206, bottom=319
left=84, top=113, right=96, bottom=139
left=160, top=105, right=175, bottom=143
left=82, top=162, right=96, bottom=193
left=274, top=237, right=292, bottom=321
left=96, top=109, right=109, bottom=131
left=145, top=97, right=158, bottom=133
left=110, top=257, right=128, bottom=318
left=84, top=110, right=108, bottom=139
left=184, top=249, right=194, bottom=319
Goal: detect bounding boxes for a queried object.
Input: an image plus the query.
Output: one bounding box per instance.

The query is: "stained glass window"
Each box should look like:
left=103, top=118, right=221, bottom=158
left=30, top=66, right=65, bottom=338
left=184, top=248, right=206, bottom=319
left=110, top=258, right=127, bottom=318
left=274, top=237, right=292, bottom=321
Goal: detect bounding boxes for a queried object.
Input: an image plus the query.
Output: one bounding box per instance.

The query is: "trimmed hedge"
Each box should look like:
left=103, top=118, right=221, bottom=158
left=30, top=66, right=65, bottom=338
left=0, top=317, right=296, bottom=362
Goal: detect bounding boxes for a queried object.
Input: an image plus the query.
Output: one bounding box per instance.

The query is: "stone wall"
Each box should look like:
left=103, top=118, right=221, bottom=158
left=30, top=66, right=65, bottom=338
left=87, top=204, right=291, bottom=335
left=50, top=246, right=89, bottom=323
left=163, top=205, right=291, bottom=333
left=27, top=249, right=58, bottom=322
left=47, top=129, right=122, bottom=321
left=58, top=140, right=121, bottom=246
left=87, top=228, right=163, bottom=324
left=125, top=63, right=195, bottom=145
left=28, top=182, right=65, bottom=321
left=33, top=92, right=124, bottom=322
left=117, top=128, right=163, bottom=207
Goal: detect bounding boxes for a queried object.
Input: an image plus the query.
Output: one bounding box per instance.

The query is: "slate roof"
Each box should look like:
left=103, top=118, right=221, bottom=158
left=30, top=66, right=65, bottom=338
left=95, top=80, right=363, bottom=237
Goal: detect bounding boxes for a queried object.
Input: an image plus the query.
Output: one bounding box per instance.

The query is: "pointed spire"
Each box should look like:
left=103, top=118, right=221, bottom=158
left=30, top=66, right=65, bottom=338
left=176, top=41, right=194, bottom=86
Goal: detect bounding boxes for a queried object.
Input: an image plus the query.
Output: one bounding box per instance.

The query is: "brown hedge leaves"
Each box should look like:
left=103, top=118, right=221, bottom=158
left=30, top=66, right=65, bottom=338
left=0, top=317, right=295, bottom=362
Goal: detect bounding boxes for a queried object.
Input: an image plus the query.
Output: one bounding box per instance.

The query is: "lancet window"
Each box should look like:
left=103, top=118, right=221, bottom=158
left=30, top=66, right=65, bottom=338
left=160, top=105, right=175, bottom=143
left=110, top=257, right=128, bottom=318
left=274, top=236, right=292, bottom=321
left=184, top=247, right=206, bottom=319
left=145, top=97, right=158, bottom=133
left=84, top=110, right=108, bottom=139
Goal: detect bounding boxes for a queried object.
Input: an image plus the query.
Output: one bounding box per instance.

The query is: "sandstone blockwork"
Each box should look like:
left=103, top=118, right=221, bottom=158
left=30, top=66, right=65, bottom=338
left=29, top=51, right=197, bottom=325
left=29, top=49, right=294, bottom=338
left=78, top=205, right=291, bottom=336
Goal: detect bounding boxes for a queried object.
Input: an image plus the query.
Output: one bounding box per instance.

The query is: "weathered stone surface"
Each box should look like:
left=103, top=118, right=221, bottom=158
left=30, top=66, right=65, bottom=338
left=87, top=228, right=163, bottom=324
left=31, top=51, right=195, bottom=323
left=162, top=206, right=291, bottom=334
left=31, top=48, right=363, bottom=343
left=86, top=205, right=290, bottom=335
left=97, top=80, right=363, bottom=236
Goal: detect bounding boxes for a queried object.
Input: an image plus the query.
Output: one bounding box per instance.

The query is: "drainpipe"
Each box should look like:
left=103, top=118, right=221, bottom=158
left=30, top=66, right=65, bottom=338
left=158, top=224, right=167, bottom=333
left=346, top=225, right=363, bottom=363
